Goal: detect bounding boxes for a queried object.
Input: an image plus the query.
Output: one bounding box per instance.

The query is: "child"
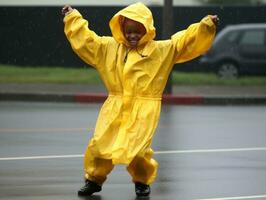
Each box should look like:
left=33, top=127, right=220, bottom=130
left=62, top=2, right=218, bottom=197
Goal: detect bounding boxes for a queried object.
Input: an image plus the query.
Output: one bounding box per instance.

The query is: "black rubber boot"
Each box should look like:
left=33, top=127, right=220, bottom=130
left=78, top=180, right=102, bottom=196
left=135, top=182, right=150, bottom=197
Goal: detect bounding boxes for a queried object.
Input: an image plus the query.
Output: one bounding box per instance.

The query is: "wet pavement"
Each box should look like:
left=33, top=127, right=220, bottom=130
left=1, top=84, right=266, bottom=105
left=0, top=102, right=266, bottom=200
left=1, top=83, right=266, bottom=96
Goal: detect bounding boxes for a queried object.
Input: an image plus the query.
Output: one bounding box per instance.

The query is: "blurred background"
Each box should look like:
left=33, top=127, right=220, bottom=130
left=1, top=3, right=266, bottom=199
left=0, top=0, right=266, bottom=94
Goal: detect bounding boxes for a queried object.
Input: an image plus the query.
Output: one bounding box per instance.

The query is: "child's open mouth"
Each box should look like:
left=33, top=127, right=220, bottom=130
left=128, top=40, right=138, bottom=47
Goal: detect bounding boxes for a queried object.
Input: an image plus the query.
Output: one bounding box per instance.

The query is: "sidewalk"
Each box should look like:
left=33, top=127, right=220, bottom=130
left=0, top=83, right=266, bottom=105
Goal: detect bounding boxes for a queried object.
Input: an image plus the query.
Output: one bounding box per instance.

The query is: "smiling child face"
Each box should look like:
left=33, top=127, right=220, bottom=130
left=122, top=17, right=146, bottom=48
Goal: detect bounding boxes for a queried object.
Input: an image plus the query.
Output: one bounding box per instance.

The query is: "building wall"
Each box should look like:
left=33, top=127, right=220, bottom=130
left=0, top=6, right=266, bottom=68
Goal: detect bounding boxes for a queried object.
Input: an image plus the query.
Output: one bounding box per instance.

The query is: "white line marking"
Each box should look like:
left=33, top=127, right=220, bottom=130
left=0, top=154, right=84, bottom=161
left=0, top=127, right=93, bottom=133
left=0, top=147, right=266, bottom=161
left=154, top=147, right=266, bottom=154
left=195, top=194, right=266, bottom=200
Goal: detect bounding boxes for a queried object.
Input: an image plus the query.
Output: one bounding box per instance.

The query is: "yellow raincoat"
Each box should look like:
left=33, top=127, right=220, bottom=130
left=64, top=2, right=216, bottom=185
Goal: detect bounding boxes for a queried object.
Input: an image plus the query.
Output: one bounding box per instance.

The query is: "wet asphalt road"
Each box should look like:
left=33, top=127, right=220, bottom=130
left=0, top=102, right=266, bottom=200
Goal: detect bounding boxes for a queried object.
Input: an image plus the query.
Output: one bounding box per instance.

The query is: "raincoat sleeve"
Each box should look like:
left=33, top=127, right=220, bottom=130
left=172, top=15, right=216, bottom=64
left=63, top=9, right=110, bottom=68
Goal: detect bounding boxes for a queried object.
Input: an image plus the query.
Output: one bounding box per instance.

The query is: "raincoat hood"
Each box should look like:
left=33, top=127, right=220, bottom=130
left=109, top=2, right=156, bottom=46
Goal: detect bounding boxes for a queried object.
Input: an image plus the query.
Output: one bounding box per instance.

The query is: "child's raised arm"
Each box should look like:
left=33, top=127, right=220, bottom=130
left=62, top=6, right=110, bottom=68
left=172, top=15, right=218, bottom=64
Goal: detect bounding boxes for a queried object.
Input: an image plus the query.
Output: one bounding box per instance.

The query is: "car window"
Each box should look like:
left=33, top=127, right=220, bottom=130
left=226, top=30, right=239, bottom=43
left=239, top=30, right=264, bottom=46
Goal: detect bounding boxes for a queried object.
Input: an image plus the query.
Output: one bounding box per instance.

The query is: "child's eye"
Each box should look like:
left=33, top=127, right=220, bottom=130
left=132, top=31, right=141, bottom=35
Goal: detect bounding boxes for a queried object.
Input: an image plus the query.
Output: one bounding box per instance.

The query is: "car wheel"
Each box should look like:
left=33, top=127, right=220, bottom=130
left=217, top=62, right=239, bottom=79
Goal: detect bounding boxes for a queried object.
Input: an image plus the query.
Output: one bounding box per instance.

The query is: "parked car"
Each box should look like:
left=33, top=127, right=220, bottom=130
left=200, top=24, right=266, bottom=79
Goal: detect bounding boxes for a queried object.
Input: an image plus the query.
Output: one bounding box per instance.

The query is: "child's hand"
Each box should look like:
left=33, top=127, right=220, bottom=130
left=210, top=15, right=220, bottom=25
left=62, top=5, right=73, bottom=16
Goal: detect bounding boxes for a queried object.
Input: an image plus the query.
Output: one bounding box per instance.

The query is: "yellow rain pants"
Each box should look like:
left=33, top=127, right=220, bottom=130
left=84, top=146, right=158, bottom=185
left=64, top=2, right=216, bottom=185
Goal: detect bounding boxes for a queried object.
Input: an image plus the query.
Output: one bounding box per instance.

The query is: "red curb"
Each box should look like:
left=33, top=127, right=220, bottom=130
left=75, top=93, right=107, bottom=103
left=162, top=95, right=204, bottom=105
left=75, top=93, right=204, bottom=105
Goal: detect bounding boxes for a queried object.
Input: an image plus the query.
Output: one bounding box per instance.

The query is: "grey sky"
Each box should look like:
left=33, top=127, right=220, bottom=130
left=0, top=0, right=201, bottom=6
left=1, top=0, right=265, bottom=6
